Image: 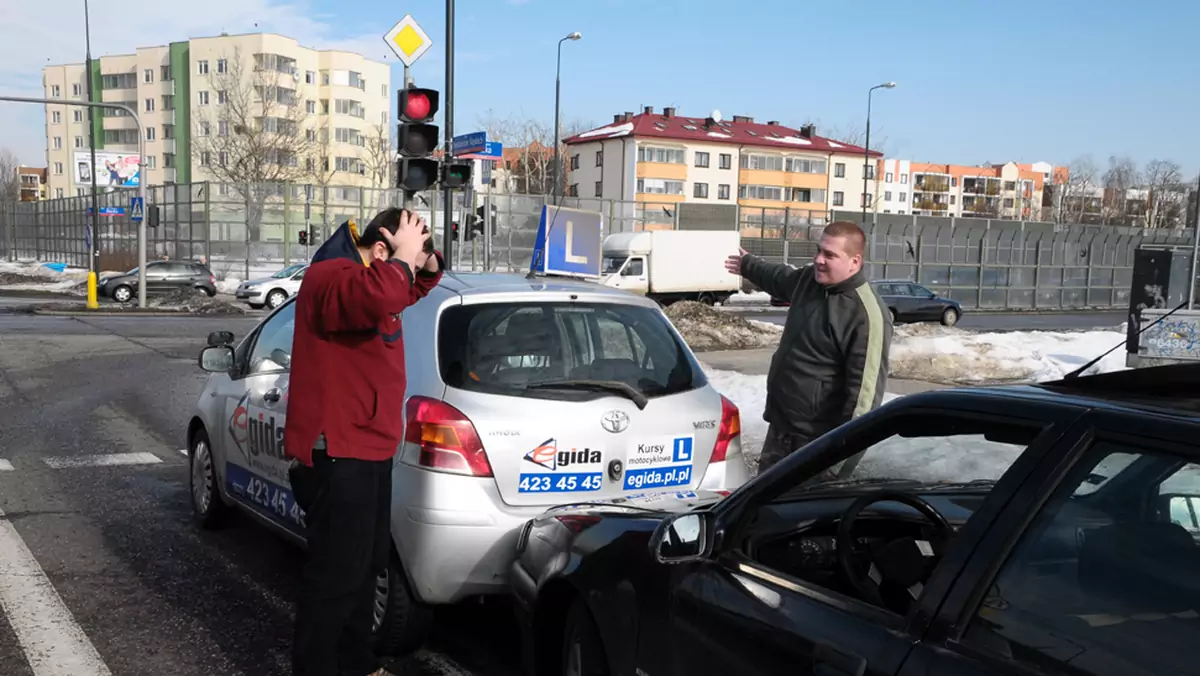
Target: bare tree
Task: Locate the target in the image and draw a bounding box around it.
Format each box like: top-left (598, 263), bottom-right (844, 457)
top-left (798, 119), bottom-right (890, 155)
top-left (1101, 155), bottom-right (1139, 225)
top-left (191, 48), bottom-right (322, 244)
top-left (1142, 159), bottom-right (1185, 228)
top-left (0, 149), bottom-right (19, 205)
top-left (364, 122), bottom-right (393, 189)
top-left (1057, 156), bottom-right (1100, 224)
top-left (476, 111), bottom-right (595, 195)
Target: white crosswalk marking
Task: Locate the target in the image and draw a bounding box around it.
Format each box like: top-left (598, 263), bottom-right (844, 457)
top-left (42, 452), bottom-right (163, 469)
top-left (0, 506), bottom-right (112, 675)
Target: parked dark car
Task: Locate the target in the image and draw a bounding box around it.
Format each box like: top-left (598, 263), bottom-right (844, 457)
top-left (872, 279), bottom-right (962, 326)
top-left (511, 363), bottom-right (1200, 676)
top-left (99, 260), bottom-right (217, 303)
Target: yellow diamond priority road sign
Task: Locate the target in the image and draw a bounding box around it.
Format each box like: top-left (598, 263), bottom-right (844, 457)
top-left (383, 14), bottom-right (433, 67)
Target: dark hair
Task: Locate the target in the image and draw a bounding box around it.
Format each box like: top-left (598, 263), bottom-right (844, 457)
top-left (358, 208), bottom-right (433, 255)
top-left (822, 220), bottom-right (866, 257)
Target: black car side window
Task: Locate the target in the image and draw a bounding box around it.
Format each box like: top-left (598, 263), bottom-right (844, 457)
top-left (960, 439), bottom-right (1200, 676)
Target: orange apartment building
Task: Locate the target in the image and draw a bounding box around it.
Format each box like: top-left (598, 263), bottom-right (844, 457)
top-left (877, 159), bottom-right (1068, 221)
top-left (562, 107), bottom-right (883, 219)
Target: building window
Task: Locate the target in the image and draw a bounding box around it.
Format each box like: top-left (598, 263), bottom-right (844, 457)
top-left (789, 188), bottom-right (826, 203)
top-left (145, 98), bottom-right (154, 112)
top-left (1004, 198), bottom-right (1015, 208)
top-left (50, 85), bottom-right (60, 98)
top-left (567, 184), bottom-right (578, 197)
top-left (143, 68), bottom-right (153, 84)
top-left (77, 188), bottom-right (86, 197)
top-left (862, 164), bottom-right (875, 180)
top-left (885, 171), bottom-right (893, 183)
top-left (900, 173), bottom-right (908, 184)
top-left (570, 154), bottom-right (580, 170)
top-left (741, 154), bottom-right (784, 171)
top-left (103, 129), bottom-right (139, 144)
top-left (884, 191), bottom-right (892, 201)
top-left (72, 83), bottom-right (82, 97)
top-left (160, 65), bottom-right (171, 82)
top-left (950, 195), bottom-right (956, 205)
top-left (785, 157), bottom-right (826, 174)
top-left (694, 151), bottom-right (710, 168)
top-left (146, 127), bottom-right (156, 141)
top-left (217, 90), bottom-right (228, 105)
top-left (51, 111), bottom-right (61, 124)
top-left (833, 191), bottom-right (845, 206)
top-left (74, 110), bottom-right (83, 122)
top-left (834, 163), bottom-right (846, 178)
top-left (594, 181), bottom-right (602, 198)
top-left (163, 125), bottom-right (175, 139)
top-left (717, 184), bottom-right (731, 200)
top-left (101, 73), bottom-right (137, 90)
top-left (1004, 181), bottom-right (1016, 191)
top-left (306, 71), bottom-right (316, 85)
top-left (74, 136), bottom-right (83, 148)
top-left (55, 188), bottom-right (64, 199)
top-left (146, 156), bottom-right (156, 169)
top-left (54, 162), bottom-right (63, 175)
top-left (334, 99), bottom-right (364, 118)
top-left (738, 185), bottom-right (783, 201)
top-left (199, 151), bottom-right (211, 167)
top-left (381, 84), bottom-right (387, 97)
top-left (719, 153), bottom-right (732, 170)
top-left (636, 178), bottom-right (684, 195)
top-left (694, 182), bottom-right (709, 199)
top-left (198, 91), bottom-right (209, 105)
top-left (595, 151), bottom-right (603, 167)
top-left (951, 177), bottom-right (958, 187)
top-left (899, 192), bottom-right (906, 203)
top-left (217, 59), bottom-right (227, 74)
top-left (862, 193), bottom-right (873, 207)
top-left (197, 60), bottom-right (209, 75)
top-left (637, 146), bottom-right (685, 164)
top-left (52, 137), bottom-right (61, 149)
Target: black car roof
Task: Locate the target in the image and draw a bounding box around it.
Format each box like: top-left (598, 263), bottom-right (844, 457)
top-left (901, 362), bottom-right (1200, 420)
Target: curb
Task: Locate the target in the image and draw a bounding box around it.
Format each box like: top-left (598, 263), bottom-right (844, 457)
top-left (723, 303), bottom-right (1125, 316)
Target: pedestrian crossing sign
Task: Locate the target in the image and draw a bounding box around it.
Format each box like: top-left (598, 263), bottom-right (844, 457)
top-left (130, 197), bottom-right (145, 223)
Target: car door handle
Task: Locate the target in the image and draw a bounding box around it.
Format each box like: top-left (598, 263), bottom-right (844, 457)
top-left (813, 642), bottom-right (866, 676)
top-left (263, 388), bottom-right (282, 404)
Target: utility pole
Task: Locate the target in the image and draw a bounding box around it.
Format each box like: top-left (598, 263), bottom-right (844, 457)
top-left (84, 0), bottom-right (101, 308)
top-left (442, 0), bottom-right (455, 268)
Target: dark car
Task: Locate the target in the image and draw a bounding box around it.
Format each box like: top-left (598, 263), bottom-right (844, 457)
top-left (511, 364), bottom-right (1200, 676)
top-left (872, 279), bottom-right (962, 326)
top-left (99, 260), bottom-right (217, 303)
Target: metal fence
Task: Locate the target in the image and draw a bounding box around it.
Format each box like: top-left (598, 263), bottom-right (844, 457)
top-left (3, 181), bottom-right (1196, 311)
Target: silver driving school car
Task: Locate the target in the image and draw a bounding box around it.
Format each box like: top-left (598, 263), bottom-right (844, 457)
top-left (185, 272), bottom-right (749, 654)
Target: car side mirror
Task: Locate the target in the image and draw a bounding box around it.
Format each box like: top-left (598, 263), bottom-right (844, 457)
top-left (650, 512), bottom-right (712, 564)
top-left (269, 348), bottom-right (292, 370)
top-left (199, 345), bottom-right (236, 373)
top-left (207, 330), bottom-right (235, 346)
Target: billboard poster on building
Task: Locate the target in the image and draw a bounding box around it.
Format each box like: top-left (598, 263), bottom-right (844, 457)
top-left (73, 151), bottom-right (140, 188)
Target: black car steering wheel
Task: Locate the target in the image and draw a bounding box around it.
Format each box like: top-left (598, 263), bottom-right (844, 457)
top-left (836, 490), bottom-right (955, 614)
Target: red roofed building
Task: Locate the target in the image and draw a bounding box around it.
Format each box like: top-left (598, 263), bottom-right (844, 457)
top-left (562, 106), bottom-right (884, 215)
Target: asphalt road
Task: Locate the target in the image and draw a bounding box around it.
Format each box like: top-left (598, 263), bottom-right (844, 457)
top-left (735, 307), bottom-right (1126, 331)
top-left (0, 313), bottom-right (519, 676)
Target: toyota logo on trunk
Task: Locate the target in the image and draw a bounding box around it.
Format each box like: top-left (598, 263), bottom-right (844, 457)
top-left (601, 410), bottom-right (629, 434)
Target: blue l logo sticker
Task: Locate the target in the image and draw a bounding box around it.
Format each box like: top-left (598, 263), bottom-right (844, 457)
top-left (672, 436), bottom-right (693, 463)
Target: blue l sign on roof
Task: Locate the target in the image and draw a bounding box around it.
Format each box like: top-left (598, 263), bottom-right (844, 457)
top-left (529, 206), bottom-right (603, 278)
top-left (130, 196), bottom-right (144, 222)
top-left (452, 132), bottom-right (487, 155)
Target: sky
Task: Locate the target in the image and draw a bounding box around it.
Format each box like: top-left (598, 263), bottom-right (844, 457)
top-left (2, 0), bottom-right (1198, 177)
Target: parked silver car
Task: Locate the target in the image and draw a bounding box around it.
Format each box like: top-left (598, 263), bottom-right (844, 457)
top-left (186, 272), bottom-right (749, 655)
top-left (233, 263), bottom-right (308, 309)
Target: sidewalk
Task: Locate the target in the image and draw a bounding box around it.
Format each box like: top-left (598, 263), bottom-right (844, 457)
top-left (697, 347), bottom-right (947, 395)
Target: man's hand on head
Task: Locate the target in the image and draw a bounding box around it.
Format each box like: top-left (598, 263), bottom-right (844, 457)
top-left (381, 210), bottom-right (427, 271)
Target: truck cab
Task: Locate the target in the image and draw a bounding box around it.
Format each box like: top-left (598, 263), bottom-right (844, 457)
top-left (600, 230), bottom-right (741, 306)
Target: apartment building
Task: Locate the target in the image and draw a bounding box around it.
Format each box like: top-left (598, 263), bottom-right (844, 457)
top-left (877, 159), bottom-right (1065, 221)
top-left (16, 166), bottom-right (48, 201)
top-left (42, 33), bottom-right (390, 199)
top-left (563, 107), bottom-right (883, 215)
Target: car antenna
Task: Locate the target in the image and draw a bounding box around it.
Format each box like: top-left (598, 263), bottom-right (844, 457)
top-left (1062, 299), bottom-right (1190, 380)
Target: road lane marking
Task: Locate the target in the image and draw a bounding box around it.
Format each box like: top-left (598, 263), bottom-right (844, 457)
top-left (43, 452), bottom-right (163, 469)
top-left (0, 506), bottom-right (112, 675)
top-left (0, 460), bottom-right (13, 471)
top-left (179, 448), bottom-right (188, 457)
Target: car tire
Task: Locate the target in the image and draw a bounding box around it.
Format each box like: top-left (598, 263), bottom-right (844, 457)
top-left (372, 553), bottom-right (433, 656)
top-left (562, 599), bottom-right (609, 676)
top-left (204, 287), bottom-right (216, 298)
top-left (889, 307), bottom-right (898, 323)
top-left (112, 284), bottom-right (133, 304)
top-left (190, 428), bottom-right (230, 529)
top-left (941, 307), bottom-right (959, 326)
top-left (697, 292), bottom-right (715, 306)
top-left (266, 289), bottom-right (288, 309)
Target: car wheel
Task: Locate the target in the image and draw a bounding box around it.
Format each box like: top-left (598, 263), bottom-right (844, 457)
top-left (562, 599), bottom-right (609, 676)
top-left (112, 285), bottom-right (133, 304)
top-left (372, 553), bottom-right (433, 656)
top-left (696, 292), bottom-right (715, 306)
top-left (889, 307), bottom-right (898, 323)
top-left (190, 428), bottom-right (230, 528)
top-left (204, 287), bottom-right (216, 298)
top-left (941, 307), bottom-right (959, 326)
top-left (266, 289), bottom-right (288, 309)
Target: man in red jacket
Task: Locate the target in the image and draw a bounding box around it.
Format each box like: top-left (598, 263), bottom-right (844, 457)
top-left (285, 207), bottom-right (443, 676)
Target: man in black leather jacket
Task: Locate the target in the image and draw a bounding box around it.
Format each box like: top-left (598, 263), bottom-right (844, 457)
top-left (725, 221), bottom-right (892, 474)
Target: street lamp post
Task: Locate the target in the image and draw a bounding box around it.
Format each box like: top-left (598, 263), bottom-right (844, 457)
top-left (551, 32), bottom-right (582, 199)
top-left (84, 0), bottom-right (102, 308)
top-left (862, 81), bottom-right (896, 224)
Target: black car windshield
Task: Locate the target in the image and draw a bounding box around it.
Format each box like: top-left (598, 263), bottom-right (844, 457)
top-left (438, 301), bottom-right (705, 401)
top-left (272, 264), bottom-right (305, 278)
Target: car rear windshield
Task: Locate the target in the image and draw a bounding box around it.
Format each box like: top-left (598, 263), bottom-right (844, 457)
top-left (438, 301), bottom-right (706, 401)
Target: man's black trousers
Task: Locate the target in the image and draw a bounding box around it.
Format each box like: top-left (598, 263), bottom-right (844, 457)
top-left (292, 448), bottom-right (391, 676)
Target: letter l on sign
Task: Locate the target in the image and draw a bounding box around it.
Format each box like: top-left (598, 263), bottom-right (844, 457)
top-left (565, 220), bottom-right (587, 264)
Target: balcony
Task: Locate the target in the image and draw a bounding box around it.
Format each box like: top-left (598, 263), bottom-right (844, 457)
top-left (913, 178), bottom-right (950, 193)
top-left (962, 180), bottom-right (1001, 196)
top-left (914, 198), bottom-right (949, 211)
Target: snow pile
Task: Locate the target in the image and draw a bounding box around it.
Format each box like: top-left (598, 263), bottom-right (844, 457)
top-left (666, 301), bottom-right (782, 351)
top-left (722, 291), bottom-right (773, 306)
top-left (0, 261), bottom-right (88, 294)
top-left (147, 289), bottom-right (247, 314)
top-left (215, 277), bottom-right (242, 295)
top-left (889, 324), bottom-right (1127, 385)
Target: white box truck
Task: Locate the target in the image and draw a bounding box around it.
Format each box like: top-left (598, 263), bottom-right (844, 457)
top-left (600, 230), bottom-right (741, 305)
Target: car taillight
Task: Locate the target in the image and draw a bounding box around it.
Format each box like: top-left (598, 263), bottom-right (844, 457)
top-left (710, 395), bottom-right (741, 463)
top-left (210, 275), bottom-right (215, 284)
top-left (554, 514), bottom-right (602, 533)
top-left (403, 396), bottom-right (492, 477)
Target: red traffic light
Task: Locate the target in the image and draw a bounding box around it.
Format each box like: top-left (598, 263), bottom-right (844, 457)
top-left (398, 87), bottom-right (439, 123)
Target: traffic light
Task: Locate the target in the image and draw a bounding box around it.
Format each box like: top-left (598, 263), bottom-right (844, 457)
top-left (441, 161), bottom-right (473, 190)
top-left (396, 86), bottom-right (440, 192)
top-left (147, 205), bottom-right (160, 228)
top-left (298, 230), bottom-right (309, 245)
top-left (450, 221), bottom-right (460, 241)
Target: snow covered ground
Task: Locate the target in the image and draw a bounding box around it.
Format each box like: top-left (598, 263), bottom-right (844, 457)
top-left (0, 261), bottom-right (90, 294)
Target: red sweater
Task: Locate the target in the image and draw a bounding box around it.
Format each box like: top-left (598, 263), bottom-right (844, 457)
top-left (283, 221), bottom-right (444, 465)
